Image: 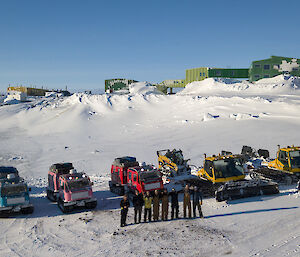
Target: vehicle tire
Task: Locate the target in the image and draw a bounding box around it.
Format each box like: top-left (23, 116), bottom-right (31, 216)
top-left (250, 172), bottom-right (259, 180)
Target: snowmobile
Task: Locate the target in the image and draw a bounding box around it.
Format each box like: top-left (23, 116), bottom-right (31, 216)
top-left (197, 154), bottom-right (279, 201)
top-left (249, 145), bottom-right (300, 185)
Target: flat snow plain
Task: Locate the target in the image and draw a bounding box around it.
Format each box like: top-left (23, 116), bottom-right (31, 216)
top-left (0, 76), bottom-right (300, 257)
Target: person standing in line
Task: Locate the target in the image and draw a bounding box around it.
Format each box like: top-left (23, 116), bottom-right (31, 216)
top-left (161, 188), bottom-right (169, 221)
top-left (297, 179), bottom-right (300, 193)
top-left (120, 195), bottom-right (130, 227)
top-left (133, 189), bottom-right (143, 224)
top-left (143, 191), bottom-right (153, 222)
top-left (152, 189), bottom-right (160, 221)
top-left (192, 186), bottom-right (204, 218)
top-left (170, 188), bottom-right (179, 219)
top-left (183, 184), bottom-right (192, 218)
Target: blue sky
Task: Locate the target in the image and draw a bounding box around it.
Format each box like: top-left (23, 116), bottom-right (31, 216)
top-left (1, 0), bottom-right (300, 92)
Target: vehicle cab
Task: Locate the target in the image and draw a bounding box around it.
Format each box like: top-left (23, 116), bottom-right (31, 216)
top-left (0, 181), bottom-right (34, 215)
top-left (0, 166), bottom-right (22, 183)
top-left (47, 163), bottom-right (74, 201)
top-left (127, 165), bottom-right (163, 194)
top-left (269, 146), bottom-right (300, 174)
top-left (198, 155), bottom-right (245, 183)
top-left (57, 170), bottom-right (97, 213)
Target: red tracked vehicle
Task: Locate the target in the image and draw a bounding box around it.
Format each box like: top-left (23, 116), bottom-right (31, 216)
top-left (109, 156), bottom-right (163, 195)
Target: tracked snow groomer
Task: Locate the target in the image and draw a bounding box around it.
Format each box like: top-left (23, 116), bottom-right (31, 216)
top-left (109, 156), bottom-right (164, 195)
top-left (250, 145), bottom-right (300, 184)
top-left (197, 154), bottom-right (279, 201)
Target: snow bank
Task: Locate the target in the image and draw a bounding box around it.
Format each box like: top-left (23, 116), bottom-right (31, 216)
top-left (128, 82), bottom-right (162, 95)
top-left (3, 98), bottom-right (21, 105)
top-left (179, 75), bottom-right (300, 96)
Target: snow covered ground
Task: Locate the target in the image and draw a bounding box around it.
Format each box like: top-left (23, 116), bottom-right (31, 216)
top-left (0, 77), bottom-right (300, 256)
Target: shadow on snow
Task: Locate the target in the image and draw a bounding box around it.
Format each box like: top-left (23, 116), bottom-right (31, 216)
top-left (205, 206), bottom-right (298, 219)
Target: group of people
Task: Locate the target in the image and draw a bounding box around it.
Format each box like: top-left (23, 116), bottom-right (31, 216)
top-left (120, 185), bottom-right (204, 227)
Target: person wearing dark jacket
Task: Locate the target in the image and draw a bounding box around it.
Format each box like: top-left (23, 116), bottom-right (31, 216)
top-left (191, 186), bottom-right (203, 218)
top-left (170, 188), bottom-right (179, 219)
top-left (120, 195), bottom-right (130, 227)
top-left (152, 189), bottom-right (160, 221)
top-left (183, 184), bottom-right (192, 218)
top-left (161, 188), bottom-right (169, 220)
top-left (132, 190), bottom-right (144, 224)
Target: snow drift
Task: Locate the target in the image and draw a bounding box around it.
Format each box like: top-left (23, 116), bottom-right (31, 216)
top-left (179, 75), bottom-right (300, 96)
top-left (128, 81), bottom-right (163, 95)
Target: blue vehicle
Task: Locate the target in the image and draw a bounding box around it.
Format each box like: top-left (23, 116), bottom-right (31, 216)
top-left (0, 166), bottom-right (34, 216)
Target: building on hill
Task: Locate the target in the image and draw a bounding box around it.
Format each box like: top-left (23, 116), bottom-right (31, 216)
top-left (6, 91), bottom-right (27, 102)
top-left (249, 56), bottom-right (300, 82)
top-left (104, 79), bottom-right (138, 93)
top-left (158, 79), bottom-right (185, 93)
top-left (7, 86), bottom-right (48, 96)
top-left (185, 67), bottom-right (249, 85)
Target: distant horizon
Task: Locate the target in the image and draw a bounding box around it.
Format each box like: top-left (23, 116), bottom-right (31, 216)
top-left (1, 0), bottom-right (300, 92)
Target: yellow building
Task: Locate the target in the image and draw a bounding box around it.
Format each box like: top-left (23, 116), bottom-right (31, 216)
top-left (7, 86), bottom-right (48, 96)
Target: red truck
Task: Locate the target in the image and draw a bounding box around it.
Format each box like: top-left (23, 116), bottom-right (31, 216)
top-left (109, 156), bottom-right (164, 195)
top-left (47, 163), bottom-right (97, 213)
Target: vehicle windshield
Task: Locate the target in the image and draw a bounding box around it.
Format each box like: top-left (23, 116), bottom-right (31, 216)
top-left (213, 159), bottom-right (244, 179)
top-left (289, 150), bottom-right (300, 169)
top-left (1, 184), bottom-right (27, 196)
top-left (67, 178), bottom-right (90, 190)
top-left (0, 173), bottom-right (8, 179)
top-left (140, 171), bottom-right (160, 181)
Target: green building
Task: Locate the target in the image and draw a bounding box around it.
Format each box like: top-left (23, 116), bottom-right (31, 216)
top-left (185, 67), bottom-right (209, 84)
top-left (105, 78), bottom-right (138, 92)
top-left (185, 67), bottom-right (249, 85)
top-left (249, 56), bottom-right (300, 82)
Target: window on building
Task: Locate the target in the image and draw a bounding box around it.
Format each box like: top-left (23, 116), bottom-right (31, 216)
top-left (199, 72), bottom-right (202, 76)
top-left (254, 74), bottom-right (260, 79)
top-left (231, 71), bottom-right (235, 76)
top-left (264, 64), bottom-right (270, 70)
top-left (203, 72), bottom-right (205, 77)
top-left (264, 74), bottom-right (270, 78)
top-left (254, 64), bottom-right (261, 68)
top-left (216, 71), bottom-right (221, 76)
